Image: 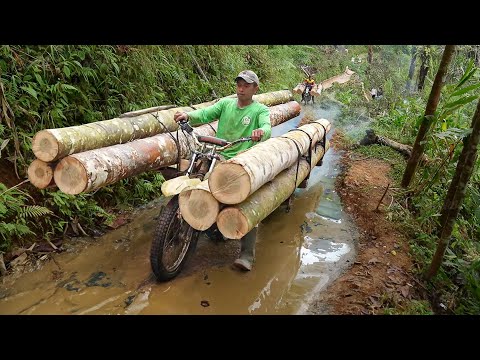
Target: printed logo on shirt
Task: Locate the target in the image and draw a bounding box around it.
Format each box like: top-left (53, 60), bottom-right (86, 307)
top-left (242, 116), bottom-right (251, 126)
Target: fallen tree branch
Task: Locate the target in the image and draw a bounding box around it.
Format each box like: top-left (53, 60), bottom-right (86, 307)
top-left (359, 129), bottom-right (429, 163)
top-left (375, 183), bottom-right (390, 212)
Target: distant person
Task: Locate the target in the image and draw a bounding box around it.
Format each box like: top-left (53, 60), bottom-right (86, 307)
top-left (303, 75), bottom-right (316, 93)
top-left (371, 87), bottom-right (383, 99)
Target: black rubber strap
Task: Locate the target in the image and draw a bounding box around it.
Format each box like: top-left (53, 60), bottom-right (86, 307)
top-left (282, 137), bottom-right (303, 198)
top-left (206, 122), bottom-right (217, 134)
top-left (315, 123), bottom-right (327, 165)
top-left (288, 128), bottom-right (314, 167)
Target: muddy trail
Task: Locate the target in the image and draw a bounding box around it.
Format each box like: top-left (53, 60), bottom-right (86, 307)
top-left (0, 98), bottom-right (377, 315)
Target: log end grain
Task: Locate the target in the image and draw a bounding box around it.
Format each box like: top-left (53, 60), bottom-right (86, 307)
top-left (179, 189), bottom-right (219, 231)
top-left (32, 130), bottom-right (60, 162)
top-left (54, 157), bottom-right (88, 195)
top-left (27, 159), bottom-right (54, 189)
top-left (216, 207), bottom-right (248, 240)
top-left (208, 162), bottom-right (251, 205)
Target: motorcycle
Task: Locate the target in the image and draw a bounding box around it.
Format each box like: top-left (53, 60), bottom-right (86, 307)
top-left (150, 120), bottom-right (252, 282)
top-left (301, 85), bottom-right (314, 105)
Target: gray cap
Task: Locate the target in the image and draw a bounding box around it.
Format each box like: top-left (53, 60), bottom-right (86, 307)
top-left (235, 70), bottom-right (259, 86)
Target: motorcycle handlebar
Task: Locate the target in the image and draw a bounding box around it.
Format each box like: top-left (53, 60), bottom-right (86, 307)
top-left (178, 120), bottom-right (252, 151)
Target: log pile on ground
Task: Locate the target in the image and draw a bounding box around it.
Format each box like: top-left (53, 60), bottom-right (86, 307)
top-left (28, 90), bottom-right (295, 191)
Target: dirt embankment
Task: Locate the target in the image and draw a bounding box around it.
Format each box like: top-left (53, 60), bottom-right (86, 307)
top-left (308, 133), bottom-right (427, 314)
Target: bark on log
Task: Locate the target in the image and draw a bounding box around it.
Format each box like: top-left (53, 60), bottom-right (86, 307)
top-left (217, 140), bottom-right (330, 239)
top-left (54, 122), bottom-right (219, 195)
top-left (27, 159), bottom-right (56, 189)
top-left (178, 180), bottom-right (220, 231)
top-left (269, 101), bottom-right (301, 126)
top-left (208, 119), bottom-right (331, 204)
top-left (32, 104), bottom-right (211, 163)
top-left (252, 90), bottom-right (294, 106)
top-left (53, 101), bottom-right (300, 195)
top-left (359, 129), bottom-right (429, 163)
top-left (32, 90), bottom-right (294, 162)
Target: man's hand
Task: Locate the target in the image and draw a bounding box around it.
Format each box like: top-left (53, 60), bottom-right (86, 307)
top-left (173, 111), bottom-right (189, 123)
top-left (251, 128), bottom-right (264, 142)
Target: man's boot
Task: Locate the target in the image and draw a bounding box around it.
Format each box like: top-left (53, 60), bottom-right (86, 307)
top-left (233, 227), bottom-right (257, 271)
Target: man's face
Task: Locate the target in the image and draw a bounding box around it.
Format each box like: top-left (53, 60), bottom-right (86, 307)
top-left (236, 79), bottom-right (258, 100)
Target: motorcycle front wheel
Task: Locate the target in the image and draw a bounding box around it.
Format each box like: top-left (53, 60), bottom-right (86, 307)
top-left (150, 195), bottom-right (199, 281)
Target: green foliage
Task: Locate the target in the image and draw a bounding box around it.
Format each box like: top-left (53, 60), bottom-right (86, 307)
top-left (368, 47), bottom-right (480, 314)
top-left (383, 300), bottom-right (434, 315)
top-left (0, 182), bottom-right (52, 250)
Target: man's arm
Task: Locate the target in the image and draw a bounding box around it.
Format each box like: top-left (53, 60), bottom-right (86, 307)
top-left (256, 106), bottom-right (271, 141)
top-left (187, 99), bottom-right (225, 126)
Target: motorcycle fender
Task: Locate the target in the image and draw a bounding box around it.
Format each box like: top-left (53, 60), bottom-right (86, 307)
top-left (161, 175), bottom-right (202, 197)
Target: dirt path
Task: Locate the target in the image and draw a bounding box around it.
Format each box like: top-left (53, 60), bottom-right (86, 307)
top-left (306, 133), bottom-right (425, 314)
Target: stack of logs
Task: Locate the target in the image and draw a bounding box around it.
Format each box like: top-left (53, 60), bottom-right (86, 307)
top-left (28, 90), bottom-right (301, 194)
top-left (178, 118), bottom-right (331, 240)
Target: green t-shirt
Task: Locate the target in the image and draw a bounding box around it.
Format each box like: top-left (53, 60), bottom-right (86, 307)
top-left (187, 97), bottom-right (271, 160)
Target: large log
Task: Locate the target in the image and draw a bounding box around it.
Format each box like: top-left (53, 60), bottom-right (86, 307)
top-left (53, 101), bottom-right (300, 195)
top-left (32, 90), bottom-right (294, 162)
top-left (178, 180), bottom-right (219, 231)
top-left (54, 122), bottom-right (219, 195)
top-left (252, 90), bottom-right (294, 107)
top-left (217, 140), bottom-right (330, 239)
top-left (269, 101), bottom-right (301, 126)
top-left (292, 84), bottom-right (305, 95)
top-left (208, 119), bottom-right (331, 204)
top-left (27, 159), bottom-right (56, 189)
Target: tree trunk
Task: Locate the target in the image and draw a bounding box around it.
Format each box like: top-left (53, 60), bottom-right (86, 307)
top-left (401, 45), bottom-right (456, 188)
top-left (425, 99), bottom-right (480, 279)
top-left (179, 180), bottom-right (220, 231)
top-left (217, 140), bottom-right (330, 239)
top-left (417, 46), bottom-right (430, 91)
top-left (54, 122), bottom-right (218, 195)
top-left (367, 45), bottom-right (373, 64)
top-left (32, 90), bottom-right (294, 162)
top-left (53, 101), bottom-right (300, 195)
top-left (360, 129), bottom-right (429, 163)
top-left (406, 46), bottom-right (417, 92)
top-left (27, 159), bottom-right (56, 189)
top-left (209, 119), bottom-right (331, 204)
